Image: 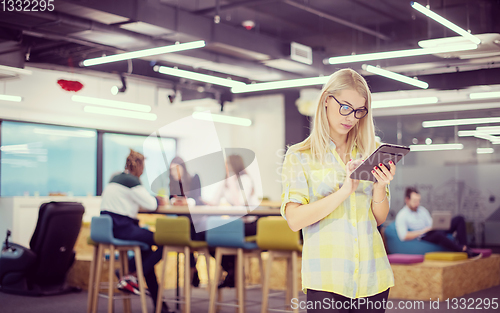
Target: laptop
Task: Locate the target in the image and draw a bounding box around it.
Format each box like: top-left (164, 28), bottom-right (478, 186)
top-left (431, 211), bottom-right (452, 230)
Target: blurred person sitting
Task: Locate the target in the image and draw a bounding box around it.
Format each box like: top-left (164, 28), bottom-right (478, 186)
top-left (100, 149), bottom-right (173, 313)
top-left (210, 154), bottom-right (259, 288)
top-left (169, 156), bottom-right (205, 287)
top-left (395, 187), bottom-right (481, 259)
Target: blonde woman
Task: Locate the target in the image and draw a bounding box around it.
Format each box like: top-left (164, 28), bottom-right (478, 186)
top-left (281, 69), bottom-right (395, 312)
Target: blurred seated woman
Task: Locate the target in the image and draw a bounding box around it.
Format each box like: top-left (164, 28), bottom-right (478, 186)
top-left (210, 154), bottom-right (259, 288)
top-left (169, 156), bottom-right (205, 287)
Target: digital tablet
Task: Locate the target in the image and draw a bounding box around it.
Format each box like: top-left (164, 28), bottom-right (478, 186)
top-left (349, 143), bottom-right (410, 182)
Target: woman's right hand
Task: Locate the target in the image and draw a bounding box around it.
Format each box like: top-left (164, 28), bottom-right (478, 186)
top-left (342, 159), bottom-right (362, 194)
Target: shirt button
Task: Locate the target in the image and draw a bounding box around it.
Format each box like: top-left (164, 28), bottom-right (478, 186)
top-left (355, 238), bottom-right (358, 242)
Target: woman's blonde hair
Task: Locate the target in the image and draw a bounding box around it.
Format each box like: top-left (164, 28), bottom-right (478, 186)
top-left (125, 149), bottom-right (145, 175)
top-left (295, 68), bottom-right (376, 161)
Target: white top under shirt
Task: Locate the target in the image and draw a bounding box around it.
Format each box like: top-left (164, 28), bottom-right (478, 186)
top-left (100, 172), bottom-right (157, 219)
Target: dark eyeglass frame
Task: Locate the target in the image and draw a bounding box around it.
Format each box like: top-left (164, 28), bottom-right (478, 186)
top-left (329, 95), bottom-right (368, 119)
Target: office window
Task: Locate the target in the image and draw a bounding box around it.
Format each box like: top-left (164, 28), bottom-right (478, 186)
top-left (0, 121), bottom-right (97, 196)
top-left (102, 133), bottom-right (176, 195)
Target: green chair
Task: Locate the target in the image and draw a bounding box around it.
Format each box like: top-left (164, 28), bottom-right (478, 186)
top-left (256, 217), bottom-right (302, 313)
top-left (154, 216), bottom-right (211, 313)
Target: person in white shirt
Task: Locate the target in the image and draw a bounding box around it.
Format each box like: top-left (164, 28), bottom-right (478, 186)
top-left (100, 149), bottom-right (173, 313)
top-left (395, 187), bottom-right (480, 259)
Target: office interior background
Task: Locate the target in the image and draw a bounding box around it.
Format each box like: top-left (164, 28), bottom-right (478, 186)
top-left (1, 0), bottom-right (500, 247)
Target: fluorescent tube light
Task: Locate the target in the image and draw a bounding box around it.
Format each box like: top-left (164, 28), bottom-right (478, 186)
top-left (82, 40), bottom-right (206, 66)
top-left (418, 36), bottom-right (470, 48)
top-left (409, 143), bottom-right (463, 151)
top-left (72, 95), bottom-right (151, 112)
top-left (469, 91), bottom-right (500, 100)
top-left (477, 148), bottom-right (494, 154)
top-left (411, 2), bottom-right (481, 45)
top-left (0, 144), bottom-right (29, 152)
top-left (423, 117), bottom-right (500, 128)
top-left (325, 44), bottom-right (477, 65)
top-left (457, 130), bottom-right (476, 137)
top-left (84, 106), bottom-right (157, 121)
top-left (362, 64), bottom-right (429, 89)
top-left (231, 76), bottom-right (329, 93)
top-left (475, 126), bottom-right (500, 134)
top-left (192, 112), bottom-right (252, 127)
top-left (155, 66), bottom-right (245, 88)
top-left (33, 128), bottom-right (96, 138)
top-left (0, 94), bottom-right (22, 102)
top-left (372, 97), bottom-right (438, 109)
top-left (474, 132), bottom-right (500, 143)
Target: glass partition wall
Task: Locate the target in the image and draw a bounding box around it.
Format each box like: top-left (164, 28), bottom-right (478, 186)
top-left (374, 107), bottom-right (500, 246)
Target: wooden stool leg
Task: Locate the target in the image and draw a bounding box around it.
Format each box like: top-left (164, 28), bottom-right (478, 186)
top-left (291, 251), bottom-right (299, 313)
top-left (184, 246), bottom-right (191, 313)
top-left (86, 244), bottom-right (98, 313)
top-left (203, 248), bottom-right (211, 295)
top-left (285, 255), bottom-right (292, 309)
top-left (120, 250), bottom-right (131, 313)
top-left (108, 245), bottom-right (115, 313)
top-left (236, 248), bottom-right (245, 313)
top-left (91, 244), bottom-right (104, 313)
top-left (156, 247), bottom-right (169, 313)
top-left (134, 247), bottom-right (149, 313)
top-left (209, 248), bottom-right (223, 313)
top-left (260, 251), bottom-right (274, 313)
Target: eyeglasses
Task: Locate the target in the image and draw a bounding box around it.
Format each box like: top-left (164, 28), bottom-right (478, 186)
top-left (329, 95), bottom-right (368, 119)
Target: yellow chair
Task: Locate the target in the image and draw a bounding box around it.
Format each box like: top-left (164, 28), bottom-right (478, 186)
top-left (256, 217), bottom-right (302, 313)
top-left (154, 216), bottom-right (211, 313)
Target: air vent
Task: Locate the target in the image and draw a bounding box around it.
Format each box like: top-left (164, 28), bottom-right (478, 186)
top-left (291, 42), bottom-right (313, 65)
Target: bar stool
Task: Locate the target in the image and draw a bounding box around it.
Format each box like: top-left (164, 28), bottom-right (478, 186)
top-left (89, 215), bottom-right (150, 313)
top-left (256, 216), bottom-right (302, 313)
top-left (154, 216), bottom-right (211, 313)
top-left (206, 216), bottom-right (262, 313)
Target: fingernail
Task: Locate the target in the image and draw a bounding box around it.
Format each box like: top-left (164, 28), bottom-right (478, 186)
top-left (379, 163), bottom-right (382, 166)
top-left (349, 159), bottom-right (352, 161)
top-left (389, 161), bottom-right (393, 164)
top-left (372, 170), bottom-right (375, 173)
top-left (374, 166), bottom-right (378, 170)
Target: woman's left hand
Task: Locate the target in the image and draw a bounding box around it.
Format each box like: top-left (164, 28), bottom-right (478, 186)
top-left (372, 161), bottom-right (396, 188)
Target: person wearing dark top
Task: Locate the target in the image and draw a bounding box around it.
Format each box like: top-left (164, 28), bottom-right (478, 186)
top-left (100, 149), bottom-right (173, 313)
top-left (168, 156), bottom-right (205, 287)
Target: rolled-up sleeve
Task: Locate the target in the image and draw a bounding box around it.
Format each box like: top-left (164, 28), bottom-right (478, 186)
top-left (395, 210), bottom-right (408, 241)
top-left (280, 151), bottom-right (309, 220)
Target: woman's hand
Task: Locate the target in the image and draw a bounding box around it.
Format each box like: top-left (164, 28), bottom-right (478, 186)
top-left (172, 195), bottom-right (188, 206)
top-left (342, 159), bottom-right (362, 194)
top-left (372, 161), bottom-right (396, 189)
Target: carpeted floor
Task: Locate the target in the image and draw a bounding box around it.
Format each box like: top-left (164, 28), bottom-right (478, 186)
top-left (1, 284), bottom-right (500, 313)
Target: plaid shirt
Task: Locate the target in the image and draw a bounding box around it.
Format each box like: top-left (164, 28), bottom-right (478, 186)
top-left (280, 141), bottom-right (394, 298)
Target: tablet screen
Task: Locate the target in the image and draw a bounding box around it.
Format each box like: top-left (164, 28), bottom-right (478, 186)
top-left (349, 143), bottom-right (410, 182)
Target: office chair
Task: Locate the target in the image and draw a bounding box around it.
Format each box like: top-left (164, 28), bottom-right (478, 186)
top-left (0, 201), bottom-right (85, 296)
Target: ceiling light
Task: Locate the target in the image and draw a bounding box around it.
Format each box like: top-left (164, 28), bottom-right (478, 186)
top-left (475, 126), bottom-right (500, 134)
top-left (192, 112), bottom-right (252, 127)
top-left (411, 2), bottom-right (481, 45)
top-left (469, 91), bottom-right (500, 100)
top-left (409, 143), bottom-right (463, 151)
top-left (477, 148), bottom-right (494, 154)
top-left (33, 128), bottom-right (96, 138)
top-left (82, 40), bottom-right (206, 66)
top-left (362, 64), bottom-right (429, 89)
top-left (72, 95), bottom-right (151, 112)
top-left (422, 117), bottom-right (500, 128)
top-left (457, 130), bottom-right (476, 137)
top-left (231, 76), bottom-right (329, 93)
top-left (371, 97), bottom-right (438, 109)
top-left (325, 44), bottom-right (477, 65)
top-left (474, 132), bottom-right (500, 143)
top-left (154, 66), bottom-right (245, 88)
top-left (0, 94), bottom-right (22, 102)
top-left (418, 36), bottom-right (471, 48)
top-left (84, 106), bottom-right (157, 121)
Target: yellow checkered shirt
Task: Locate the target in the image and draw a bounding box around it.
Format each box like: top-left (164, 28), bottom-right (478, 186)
top-left (280, 141), bottom-right (394, 298)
